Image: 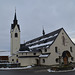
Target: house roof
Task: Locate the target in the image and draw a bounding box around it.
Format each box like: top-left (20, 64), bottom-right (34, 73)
top-left (0, 51), bottom-right (10, 56)
top-left (25, 28), bottom-right (63, 50)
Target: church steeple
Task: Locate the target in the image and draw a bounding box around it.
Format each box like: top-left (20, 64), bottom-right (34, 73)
top-left (13, 10), bottom-right (18, 25)
top-left (11, 10), bottom-right (20, 55)
top-left (42, 26), bottom-right (45, 36)
top-left (11, 10), bottom-right (20, 31)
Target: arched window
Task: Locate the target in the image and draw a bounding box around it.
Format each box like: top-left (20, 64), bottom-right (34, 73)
top-left (56, 58), bottom-right (59, 63)
top-left (15, 33), bottom-right (18, 37)
top-left (70, 47), bottom-right (73, 52)
top-left (55, 47), bottom-right (58, 53)
top-left (45, 48), bottom-right (47, 52)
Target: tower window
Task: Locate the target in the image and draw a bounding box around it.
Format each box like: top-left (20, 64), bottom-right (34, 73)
top-left (15, 33), bottom-right (18, 37)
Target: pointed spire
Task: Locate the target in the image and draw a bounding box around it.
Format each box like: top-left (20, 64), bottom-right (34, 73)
top-left (14, 9), bottom-right (17, 20)
top-left (42, 26), bottom-right (45, 36)
top-left (13, 8), bottom-right (18, 24)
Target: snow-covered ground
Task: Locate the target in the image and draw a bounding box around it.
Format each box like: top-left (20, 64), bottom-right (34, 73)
top-left (0, 66), bottom-right (75, 72)
top-left (47, 68), bottom-right (75, 72)
top-left (0, 66), bottom-right (32, 70)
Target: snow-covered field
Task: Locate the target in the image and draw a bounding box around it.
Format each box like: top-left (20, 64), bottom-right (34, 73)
top-left (0, 66), bottom-right (32, 70)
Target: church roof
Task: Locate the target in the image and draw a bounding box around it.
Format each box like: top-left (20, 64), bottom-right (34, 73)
top-left (11, 24), bottom-right (20, 31)
top-left (19, 44), bottom-right (30, 51)
top-left (25, 28), bottom-right (63, 50)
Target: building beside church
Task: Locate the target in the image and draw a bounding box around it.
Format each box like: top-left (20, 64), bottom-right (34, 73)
top-left (9, 12), bottom-right (75, 66)
top-left (0, 51), bottom-right (10, 63)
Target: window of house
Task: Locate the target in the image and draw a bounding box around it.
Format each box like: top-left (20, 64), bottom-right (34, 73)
top-left (71, 57), bottom-right (74, 61)
top-left (15, 33), bottom-right (18, 37)
top-left (12, 59), bottom-right (14, 61)
top-left (45, 48), bottom-right (47, 52)
top-left (55, 47), bottom-right (58, 53)
top-left (22, 53), bottom-right (23, 55)
top-left (56, 58), bottom-right (59, 63)
top-left (34, 53), bottom-right (36, 55)
top-left (16, 55), bottom-right (18, 57)
top-left (42, 59), bottom-right (45, 63)
top-left (70, 47), bottom-right (73, 52)
top-left (26, 53), bottom-right (27, 55)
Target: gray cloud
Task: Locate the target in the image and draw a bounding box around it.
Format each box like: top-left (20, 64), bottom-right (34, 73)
top-left (0, 0), bottom-right (75, 51)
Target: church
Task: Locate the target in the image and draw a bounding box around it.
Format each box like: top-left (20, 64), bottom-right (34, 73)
top-left (9, 11), bottom-right (75, 67)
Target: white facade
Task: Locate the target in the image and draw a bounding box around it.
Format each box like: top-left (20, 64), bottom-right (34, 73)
top-left (11, 25), bottom-right (20, 55)
top-left (40, 29), bottom-right (75, 65)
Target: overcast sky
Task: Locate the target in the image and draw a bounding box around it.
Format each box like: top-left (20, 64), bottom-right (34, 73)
top-left (0, 0), bottom-right (75, 51)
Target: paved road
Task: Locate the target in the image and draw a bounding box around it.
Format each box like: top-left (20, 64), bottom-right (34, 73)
top-left (0, 70), bottom-right (75, 75)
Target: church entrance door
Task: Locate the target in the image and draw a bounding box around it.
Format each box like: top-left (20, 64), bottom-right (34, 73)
top-left (62, 51), bottom-right (71, 65)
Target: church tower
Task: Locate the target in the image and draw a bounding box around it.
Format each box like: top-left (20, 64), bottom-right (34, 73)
top-left (10, 11), bottom-right (20, 55)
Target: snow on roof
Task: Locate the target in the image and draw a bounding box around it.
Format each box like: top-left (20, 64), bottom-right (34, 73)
top-left (25, 28), bottom-right (63, 50)
top-left (0, 51), bottom-right (10, 56)
top-left (18, 51), bottom-right (29, 53)
top-left (39, 54), bottom-right (49, 58)
top-left (29, 40), bottom-right (53, 49)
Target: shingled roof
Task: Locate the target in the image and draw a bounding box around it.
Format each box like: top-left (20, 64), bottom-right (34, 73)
top-left (25, 28), bottom-right (63, 50)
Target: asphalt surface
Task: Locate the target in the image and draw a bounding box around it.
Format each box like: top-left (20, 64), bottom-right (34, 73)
top-left (0, 70), bottom-right (75, 75)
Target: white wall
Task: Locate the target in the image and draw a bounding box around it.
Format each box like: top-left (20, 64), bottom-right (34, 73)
top-left (11, 25), bottom-right (20, 55)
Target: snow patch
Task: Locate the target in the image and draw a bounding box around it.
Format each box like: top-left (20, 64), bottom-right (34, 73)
top-left (29, 41), bottom-right (53, 49)
top-left (73, 68), bottom-right (75, 71)
top-left (39, 54), bottom-right (49, 57)
top-left (47, 68), bottom-right (75, 72)
top-left (47, 69), bottom-right (55, 72)
top-left (19, 51), bottom-right (29, 53)
top-left (0, 66), bottom-right (32, 70)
